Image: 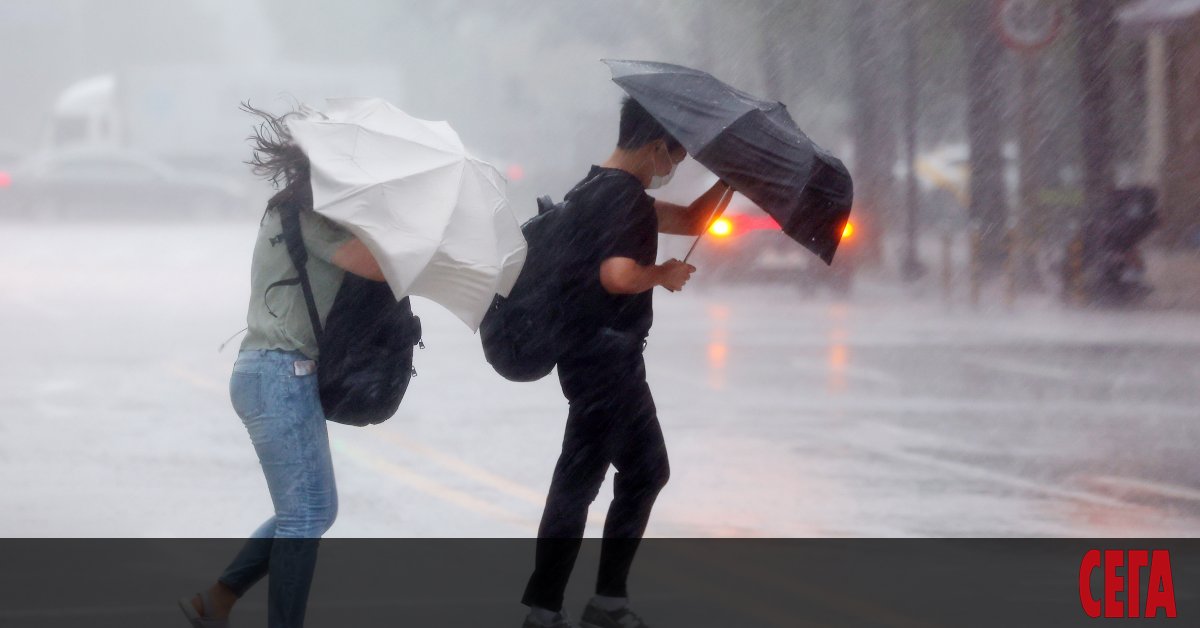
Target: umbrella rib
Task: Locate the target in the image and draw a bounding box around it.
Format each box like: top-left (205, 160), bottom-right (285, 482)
top-left (319, 119), bottom-right (465, 157)
top-left (467, 158), bottom-right (507, 198)
top-left (291, 99), bottom-right (526, 330)
top-left (341, 126), bottom-right (376, 182)
top-left (315, 160), bottom-right (465, 208)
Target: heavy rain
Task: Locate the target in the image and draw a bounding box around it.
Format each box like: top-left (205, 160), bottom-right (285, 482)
top-left (1, 0), bottom-right (1198, 551)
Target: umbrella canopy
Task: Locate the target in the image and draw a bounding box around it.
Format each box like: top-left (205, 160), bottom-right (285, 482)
top-left (604, 59), bottom-right (854, 264)
top-left (288, 98), bottom-right (527, 330)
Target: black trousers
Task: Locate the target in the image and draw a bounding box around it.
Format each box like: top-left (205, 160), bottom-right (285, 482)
top-left (522, 339), bottom-right (671, 611)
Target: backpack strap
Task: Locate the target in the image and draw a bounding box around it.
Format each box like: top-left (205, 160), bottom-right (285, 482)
top-left (564, 169), bottom-right (624, 201)
top-left (549, 169), bottom-right (627, 215)
top-left (263, 196), bottom-right (324, 341)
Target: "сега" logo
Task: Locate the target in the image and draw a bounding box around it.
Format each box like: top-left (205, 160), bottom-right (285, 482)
top-left (1079, 550), bottom-right (1177, 618)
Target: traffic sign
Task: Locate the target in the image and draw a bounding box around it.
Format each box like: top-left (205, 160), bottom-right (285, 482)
top-left (994, 0), bottom-right (1063, 52)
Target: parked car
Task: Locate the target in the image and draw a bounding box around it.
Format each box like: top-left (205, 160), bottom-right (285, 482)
top-left (690, 201), bottom-right (859, 295)
top-left (0, 143), bottom-right (23, 168)
top-left (1, 147), bottom-right (246, 220)
top-left (0, 142), bottom-right (25, 191)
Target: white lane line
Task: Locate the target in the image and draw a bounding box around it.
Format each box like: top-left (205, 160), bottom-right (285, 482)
top-left (1083, 475), bottom-right (1200, 505)
top-left (958, 354), bottom-right (1162, 389)
top-left (850, 438), bottom-right (1134, 510)
top-left (958, 354), bottom-right (1079, 382)
top-left (652, 365), bottom-right (1197, 419)
top-left (854, 421), bottom-right (1197, 517)
top-left (862, 421), bottom-right (1006, 455)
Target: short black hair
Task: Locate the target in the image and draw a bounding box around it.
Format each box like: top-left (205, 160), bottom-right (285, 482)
top-left (617, 96), bottom-right (683, 152)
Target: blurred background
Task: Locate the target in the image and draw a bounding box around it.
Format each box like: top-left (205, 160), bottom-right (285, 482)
top-left (1, 0), bottom-right (1197, 304)
top-left (1, 0), bottom-right (1199, 538)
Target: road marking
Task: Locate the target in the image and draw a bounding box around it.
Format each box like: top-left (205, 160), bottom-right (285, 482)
top-left (850, 437), bottom-right (1133, 510)
top-left (162, 361), bottom-right (539, 530)
top-left (1083, 475), bottom-right (1200, 505)
top-left (331, 438), bottom-right (535, 531)
top-left (369, 430), bottom-right (622, 530)
top-left (863, 421), bottom-right (1007, 455)
top-left (374, 430), bottom-right (546, 507)
top-left (166, 360), bottom-right (628, 533)
top-left (957, 354), bottom-right (1079, 382)
top-left (651, 367), bottom-right (1198, 420)
top-left (341, 434), bottom-right (830, 623)
top-left (162, 361), bottom-right (621, 532)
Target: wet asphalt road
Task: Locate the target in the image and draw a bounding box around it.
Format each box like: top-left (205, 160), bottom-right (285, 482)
top-left (1, 221), bottom-right (1198, 538)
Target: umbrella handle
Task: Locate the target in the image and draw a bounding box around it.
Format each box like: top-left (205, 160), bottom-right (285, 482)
top-left (683, 184), bottom-right (735, 264)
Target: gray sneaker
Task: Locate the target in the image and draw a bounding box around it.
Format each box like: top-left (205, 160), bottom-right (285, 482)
top-left (580, 602), bottom-right (650, 628)
top-left (523, 610), bottom-right (578, 628)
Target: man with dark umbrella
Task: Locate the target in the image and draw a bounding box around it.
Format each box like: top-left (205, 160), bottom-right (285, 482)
top-left (521, 97), bottom-right (730, 628)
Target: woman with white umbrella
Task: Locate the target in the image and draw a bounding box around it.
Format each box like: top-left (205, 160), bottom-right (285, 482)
top-left (178, 104), bottom-right (386, 628)
top-left (180, 98), bottom-right (527, 628)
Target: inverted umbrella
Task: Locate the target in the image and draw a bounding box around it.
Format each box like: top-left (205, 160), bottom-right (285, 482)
top-left (287, 98), bottom-right (527, 330)
top-left (604, 59), bottom-right (854, 264)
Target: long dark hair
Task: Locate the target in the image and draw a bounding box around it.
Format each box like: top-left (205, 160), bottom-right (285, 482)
top-left (241, 101), bottom-right (312, 213)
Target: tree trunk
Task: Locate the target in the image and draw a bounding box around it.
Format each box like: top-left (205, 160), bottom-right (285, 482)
top-left (1073, 0), bottom-right (1118, 222)
top-left (901, 0), bottom-right (925, 280)
top-left (1162, 24), bottom-right (1200, 249)
top-left (848, 0), bottom-right (897, 267)
top-left (963, 0), bottom-right (1008, 274)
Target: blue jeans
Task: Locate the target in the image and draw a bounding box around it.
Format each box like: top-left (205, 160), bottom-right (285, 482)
top-left (217, 349), bottom-right (338, 628)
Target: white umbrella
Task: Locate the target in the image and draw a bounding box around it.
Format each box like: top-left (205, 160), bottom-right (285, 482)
top-left (287, 98), bottom-right (527, 330)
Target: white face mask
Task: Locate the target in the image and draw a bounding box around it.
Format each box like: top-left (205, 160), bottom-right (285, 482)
top-left (647, 146), bottom-right (679, 190)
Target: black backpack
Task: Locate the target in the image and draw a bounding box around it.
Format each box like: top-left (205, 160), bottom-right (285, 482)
top-left (479, 171), bottom-right (618, 382)
top-left (267, 195), bottom-right (423, 427)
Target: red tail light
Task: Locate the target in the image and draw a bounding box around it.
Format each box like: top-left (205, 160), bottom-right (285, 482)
top-left (708, 214), bottom-right (780, 238)
top-left (708, 217), bottom-right (734, 237)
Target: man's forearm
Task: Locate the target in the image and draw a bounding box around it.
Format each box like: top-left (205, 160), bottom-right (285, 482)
top-left (600, 258), bottom-right (667, 294)
top-left (616, 263), bottom-right (667, 294)
top-left (686, 181), bottom-right (731, 226)
top-left (655, 182), bottom-right (731, 235)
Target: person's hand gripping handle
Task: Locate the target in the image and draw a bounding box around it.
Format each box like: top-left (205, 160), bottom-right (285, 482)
top-left (659, 258), bottom-right (696, 292)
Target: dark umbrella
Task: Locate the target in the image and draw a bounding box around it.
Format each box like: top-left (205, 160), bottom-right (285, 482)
top-left (604, 59), bottom-right (854, 264)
